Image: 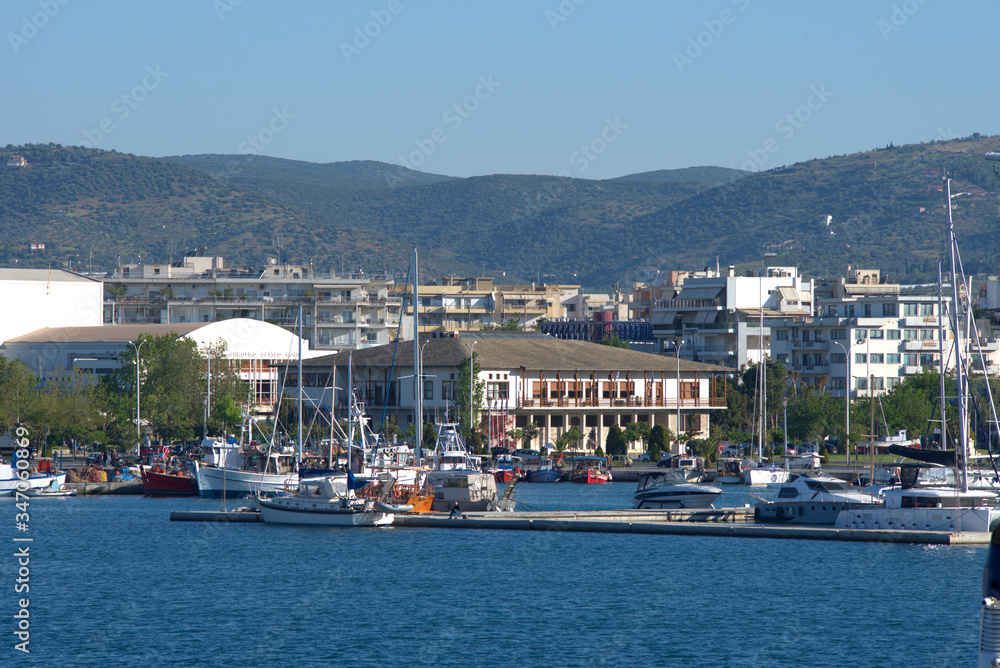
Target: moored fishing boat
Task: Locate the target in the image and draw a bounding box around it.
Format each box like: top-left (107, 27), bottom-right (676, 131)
top-left (139, 464), bottom-right (198, 496)
top-left (569, 456), bottom-right (612, 484)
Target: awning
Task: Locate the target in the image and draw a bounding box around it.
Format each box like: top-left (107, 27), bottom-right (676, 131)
top-left (675, 286), bottom-right (723, 301)
top-left (777, 286), bottom-right (799, 302)
top-left (693, 311), bottom-right (715, 324)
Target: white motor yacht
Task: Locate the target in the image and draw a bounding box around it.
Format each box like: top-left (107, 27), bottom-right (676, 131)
top-left (633, 471), bottom-right (722, 509)
top-left (755, 473), bottom-right (880, 524)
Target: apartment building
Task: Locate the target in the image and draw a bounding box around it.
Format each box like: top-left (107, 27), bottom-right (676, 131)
top-left (769, 269), bottom-right (958, 397)
top-left (647, 265), bottom-right (814, 370)
top-left (101, 253), bottom-right (396, 350)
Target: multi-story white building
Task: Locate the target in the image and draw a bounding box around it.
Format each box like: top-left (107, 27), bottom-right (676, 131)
top-left (101, 253), bottom-right (396, 351)
top-left (0, 268), bottom-right (103, 345)
top-left (647, 265), bottom-right (814, 370)
top-left (770, 269), bottom-right (957, 397)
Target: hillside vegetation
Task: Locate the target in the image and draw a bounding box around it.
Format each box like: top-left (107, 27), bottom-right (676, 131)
top-left (2, 135), bottom-right (999, 287)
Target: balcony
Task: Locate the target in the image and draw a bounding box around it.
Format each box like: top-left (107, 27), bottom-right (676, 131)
top-left (658, 298), bottom-right (724, 310)
top-left (791, 340), bottom-right (829, 350)
top-left (902, 340), bottom-right (937, 351)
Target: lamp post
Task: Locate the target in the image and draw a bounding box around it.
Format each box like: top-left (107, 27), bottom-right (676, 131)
top-left (127, 338), bottom-right (146, 457)
top-left (782, 397), bottom-right (788, 454)
top-left (834, 340), bottom-right (850, 465)
top-left (674, 338), bottom-right (685, 455)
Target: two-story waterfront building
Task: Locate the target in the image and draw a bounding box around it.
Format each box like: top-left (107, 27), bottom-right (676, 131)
top-left (289, 333), bottom-right (728, 456)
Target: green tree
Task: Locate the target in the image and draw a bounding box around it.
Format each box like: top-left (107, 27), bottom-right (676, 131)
top-left (605, 425), bottom-right (627, 456)
top-left (556, 427), bottom-right (583, 454)
top-left (521, 422), bottom-right (539, 448)
top-left (453, 350), bottom-right (485, 441)
top-left (0, 357), bottom-right (40, 428)
top-left (623, 421), bottom-right (650, 452)
top-left (600, 333), bottom-right (631, 349)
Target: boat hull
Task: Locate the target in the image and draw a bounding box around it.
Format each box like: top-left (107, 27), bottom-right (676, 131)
top-left (257, 497), bottom-right (392, 526)
top-left (524, 468), bottom-right (561, 483)
top-left (0, 471), bottom-right (67, 496)
top-left (756, 501), bottom-right (868, 525)
top-left (835, 506), bottom-right (1000, 532)
top-left (633, 485), bottom-right (722, 509)
top-left (195, 464), bottom-right (297, 498)
top-left (744, 468), bottom-right (789, 486)
top-left (570, 469), bottom-right (611, 484)
top-left (140, 466), bottom-right (198, 496)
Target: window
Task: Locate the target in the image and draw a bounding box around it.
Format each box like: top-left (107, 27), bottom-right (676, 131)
top-left (903, 303), bottom-right (919, 316)
top-left (882, 303), bottom-right (898, 317)
top-left (920, 329), bottom-right (935, 340)
top-left (864, 303), bottom-right (872, 317)
top-left (886, 377), bottom-right (901, 388)
top-left (424, 380), bottom-right (433, 401)
top-left (855, 329), bottom-right (867, 340)
top-left (776, 354), bottom-right (788, 363)
top-left (903, 329), bottom-right (918, 340)
top-left (855, 353), bottom-right (867, 363)
top-left (442, 381), bottom-right (455, 401)
top-left (830, 377), bottom-right (846, 390)
top-left (869, 329), bottom-right (884, 340)
top-left (831, 352), bottom-right (846, 364)
top-left (486, 381), bottom-right (509, 400)
top-left (872, 377), bottom-right (885, 390)
top-left (854, 377), bottom-right (868, 390)
top-left (903, 353), bottom-right (917, 366)
top-left (831, 329), bottom-right (846, 340)
top-left (919, 354), bottom-right (936, 367)
top-left (887, 330), bottom-right (901, 340)
top-left (828, 305), bottom-right (839, 316)
top-left (869, 353), bottom-right (884, 364)
top-left (776, 330), bottom-right (788, 340)
top-left (887, 353), bottom-right (901, 364)
top-left (847, 305), bottom-right (856, 317)
top-left (920, 304), bottom-right (934, 316)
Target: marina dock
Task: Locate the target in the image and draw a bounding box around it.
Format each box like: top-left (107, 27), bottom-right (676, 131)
top-left (167, 506), bottom-right (991, 544)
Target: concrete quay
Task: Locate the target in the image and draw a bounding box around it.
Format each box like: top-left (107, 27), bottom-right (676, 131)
top-left (64, 481), bottom-right (144, 495)
top-left (393, 509), bottom-right (991, 545)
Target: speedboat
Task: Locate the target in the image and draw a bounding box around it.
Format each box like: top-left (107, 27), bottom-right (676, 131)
top-left (633, 471), bottom-right (722, 509)
top-left (754, 473), bottom-right (880, 524)
top-left (257, 475), bottom-right (393, 527)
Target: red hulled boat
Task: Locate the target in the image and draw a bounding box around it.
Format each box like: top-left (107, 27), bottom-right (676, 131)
top-left (139, 465), bottom-right (199, 496)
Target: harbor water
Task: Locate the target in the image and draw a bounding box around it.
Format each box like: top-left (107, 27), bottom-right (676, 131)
top-left (3, 482), bottom-right (984, 667)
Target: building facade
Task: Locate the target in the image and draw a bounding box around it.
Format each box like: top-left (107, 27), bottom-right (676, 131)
top-left (0, 268), bottom-right (103, 346)
top-left (291, 333), bottom-right (728, 456)
top-left (101, 254), bottom-right (396, 351)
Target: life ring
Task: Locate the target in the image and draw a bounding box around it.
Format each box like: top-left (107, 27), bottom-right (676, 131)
top-left (771, 474), bottom-right (777, 482)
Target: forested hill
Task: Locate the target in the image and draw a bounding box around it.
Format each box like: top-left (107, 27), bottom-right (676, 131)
top-left (2, 136), bottom-right (999, 287)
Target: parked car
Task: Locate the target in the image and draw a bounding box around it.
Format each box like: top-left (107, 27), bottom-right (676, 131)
top-left (610, 455), bottom-right (632, 467)
top-left (635, 453), bottom-right (651, 463)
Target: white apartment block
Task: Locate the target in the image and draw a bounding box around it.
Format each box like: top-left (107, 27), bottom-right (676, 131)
top-left (0, 269), bottom-right (103, 345)
top-left (770, 269), bottom-right (958, 397)
top-left (648, 265), bottom-right (814, 370)
top-left (101, 253), bottom-right (396, 351)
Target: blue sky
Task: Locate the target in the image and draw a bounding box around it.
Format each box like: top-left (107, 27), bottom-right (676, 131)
top-left (4, 0), bottom-right (998, 179)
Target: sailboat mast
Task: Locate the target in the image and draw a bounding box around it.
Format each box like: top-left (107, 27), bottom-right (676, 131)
top-left (937, 262), bottom-right (948, 454)
top-left (414, 245), bottom-right (422, 462)
top-left (298, 303), bottom-right (304, 468)
top-left (946, 178), bottom-right (969, 493)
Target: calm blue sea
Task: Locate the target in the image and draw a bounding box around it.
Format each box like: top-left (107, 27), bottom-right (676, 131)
top-left (1, 482), bottom-right (985, 668)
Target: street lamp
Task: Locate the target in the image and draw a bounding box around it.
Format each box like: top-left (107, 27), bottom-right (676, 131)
top-left (833, 340), bottom-right (851, 465)
top-left (127, 338), bottom-right (146, 457)
top-left (673, 338), bottom-right (684, 455)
